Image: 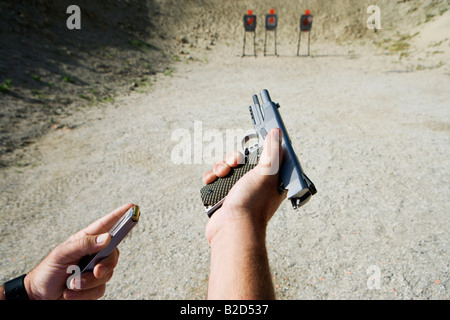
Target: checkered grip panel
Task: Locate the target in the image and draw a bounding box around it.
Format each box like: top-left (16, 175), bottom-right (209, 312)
top-left (200, 148), bottom-right (261, 208)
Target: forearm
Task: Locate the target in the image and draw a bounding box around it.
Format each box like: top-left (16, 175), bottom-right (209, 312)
top-left (207, 219), bottom-right (275, 300)
top-left (0, 286), bottom-right (5, 300)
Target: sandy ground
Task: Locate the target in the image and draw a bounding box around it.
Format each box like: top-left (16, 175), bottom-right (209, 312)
top-left (1, 1), bottom-right (449, 300)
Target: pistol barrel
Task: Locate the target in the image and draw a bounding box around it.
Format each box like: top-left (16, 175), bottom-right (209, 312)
top-left (250, 95), bottom-right (264, 126)
top-left (252, 94), bottom-right (260, 107)
top-left (260, 89), bottom-right (271, 104)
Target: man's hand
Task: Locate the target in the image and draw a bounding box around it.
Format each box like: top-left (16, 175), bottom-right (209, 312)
top-left (204, 128), bottom-right (286, 244)
top-left (203, 128), bottom-right (285, 299)
top-left (23, 203), bottom-right (134, 300)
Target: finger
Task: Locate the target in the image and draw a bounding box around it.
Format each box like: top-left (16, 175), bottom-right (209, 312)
top-left (93, 248), bottom-right (120, 279)
top-left (52, 232), bottom-right (111, 264)
top-left (213, 160), bottom-right (231, 177)
top-left (204, 151), bottom-right (242, 184)
top-left (225, 150), bottom-right (244, 167)
top-left (257, 128), bottom-right (283, 176)
top-left (63, 284), bottom-right (106, 300)
top-left (66, 203), bottom-right (134, 245)
top-left (203, 170), bottom-right (217, 184)
top-left (71, 269), bottom-right (114, 292)
top-left (84, 203), bottom-right (134, 235)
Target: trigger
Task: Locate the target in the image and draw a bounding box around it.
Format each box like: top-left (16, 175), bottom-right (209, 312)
top-left (241, 133), bottom-right (259, 154)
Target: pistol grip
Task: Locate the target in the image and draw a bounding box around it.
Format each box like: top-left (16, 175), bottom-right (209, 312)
top-left (200, 148), bottom-right (261, 217)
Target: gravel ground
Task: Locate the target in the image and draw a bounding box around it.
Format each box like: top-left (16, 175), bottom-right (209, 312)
top-left (1, 39), bottom-right (448, 299)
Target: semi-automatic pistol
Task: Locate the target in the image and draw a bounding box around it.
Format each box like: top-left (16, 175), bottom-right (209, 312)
top-left (200, 89), bottom-right (316, 217)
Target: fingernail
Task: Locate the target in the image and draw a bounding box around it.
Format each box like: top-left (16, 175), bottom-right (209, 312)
top-left (205, 171), bottom-right (215, 181)
top-left (273, 128), bottom-right (281, 142)
top-left (96, 265), bottom-right (105, 279)
top-left (214, 162), bottom-right (226, 174)
top-left (70, 276), bottom-right (84, 290)
top-left (96, 233), bottom-right (109, 244)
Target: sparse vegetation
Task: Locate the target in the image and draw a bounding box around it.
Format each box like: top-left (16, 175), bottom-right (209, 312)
top-left (128, 39), bottom-right (153, 51)
top-left (78, 93), bottom-right (91, 100)
top-left (98, 95), bottom-right (114, 104)
top-left (425, 13), bottom-right (435, 23)
top-left (62, 76), bottom-right (75, 83)
top-left (374, 32), bottom-right (419, 58)
top-left (0, 79), bottom-right (12, 93)
top-left (163, 66), bottom-right (175, 77)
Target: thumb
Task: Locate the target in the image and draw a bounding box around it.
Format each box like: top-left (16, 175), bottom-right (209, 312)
top-left (52, 233), bottom-right (111, 264)
top-left (257, 128), bottom-right (283, 177)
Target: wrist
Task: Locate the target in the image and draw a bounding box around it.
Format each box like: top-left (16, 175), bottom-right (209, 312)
top-left (23, 273), bottom-right (36, 300)
top-left (206, 209), bottom-right (274, 300)
top-left (208, 210), bottom-right (268, 249)
top-left (223, 200), bottom-right (273, 223)
top-left (3, 274), bottom-right (29, 300)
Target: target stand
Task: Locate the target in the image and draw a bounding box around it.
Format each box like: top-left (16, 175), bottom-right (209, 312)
top-left (264, 9), bottom-right (278, 56)
top-left (242, 10), bottom-right (257, 57)
top-left (297, 12), bottom-right (313, 56)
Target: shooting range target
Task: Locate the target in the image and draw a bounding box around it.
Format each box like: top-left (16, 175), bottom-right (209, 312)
top-left (243, 10), bottom-right (257, 32)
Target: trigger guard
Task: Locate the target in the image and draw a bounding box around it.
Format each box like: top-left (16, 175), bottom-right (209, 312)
top-left (240, 133), bottom-right (260, 154)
